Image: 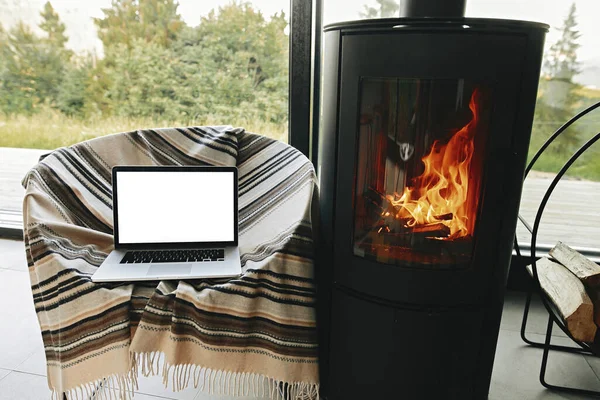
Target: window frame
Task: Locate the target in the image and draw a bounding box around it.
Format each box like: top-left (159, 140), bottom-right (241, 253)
top-left (289, 0), bottom-right (323, 164)
top-left (0, 0), bottom-right (323, 238)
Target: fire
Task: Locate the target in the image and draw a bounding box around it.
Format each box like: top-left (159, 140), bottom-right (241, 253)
top-left (386, 89), bottom-right (481, 239)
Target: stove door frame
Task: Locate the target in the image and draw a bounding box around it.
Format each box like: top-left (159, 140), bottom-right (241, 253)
top-left (333, 30), bottom-right (528, 306)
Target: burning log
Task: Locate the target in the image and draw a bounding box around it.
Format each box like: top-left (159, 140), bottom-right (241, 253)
top-left (434, 213), bottom-right (453, 221)
top-left (373, 221), bottom-right (450, 238)
top-left (410, 222), bottom-right (450, 238)
top-left (365, 186), bottom-right (455, 237)
top-left (369, 222), bottom-right (451, 251)
top-left (527, 258), bottom-right (597, 343)
top-left (398, 214), bottom-right (453, 228)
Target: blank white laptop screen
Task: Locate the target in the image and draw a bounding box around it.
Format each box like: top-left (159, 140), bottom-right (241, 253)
top-left (116, 170), bottom-right (235, 244)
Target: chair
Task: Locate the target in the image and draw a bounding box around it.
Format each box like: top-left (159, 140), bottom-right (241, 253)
top-left (22, 127), bottom-right (320, 400)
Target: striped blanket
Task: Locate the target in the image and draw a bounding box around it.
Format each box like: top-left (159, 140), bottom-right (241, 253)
top-left (22, 127), bottom-right (319, 399)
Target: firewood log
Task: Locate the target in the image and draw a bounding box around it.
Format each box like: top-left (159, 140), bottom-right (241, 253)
top-left (590, 291), bottom-right (600, 329)
top-left (527, 258), bottom-right (597, 343)
top-left (408, 223), bottom-right (450, 238)
top-left (549, 242), bottom-right (600, 288)
top-left (549, 243), bottom-right (600, 332)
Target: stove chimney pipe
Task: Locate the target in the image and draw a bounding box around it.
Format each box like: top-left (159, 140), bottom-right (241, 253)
top-left (399, 0), bottom-right (466, 18)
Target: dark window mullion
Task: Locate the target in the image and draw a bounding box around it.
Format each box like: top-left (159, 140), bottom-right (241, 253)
top-left (311, 0), bottom-right (323, 166)
top-left (289, 0), bottom-right (313, 158)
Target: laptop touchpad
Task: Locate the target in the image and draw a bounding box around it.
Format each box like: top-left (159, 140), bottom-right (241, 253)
top-left (147, 264), bottom-right (191, 276)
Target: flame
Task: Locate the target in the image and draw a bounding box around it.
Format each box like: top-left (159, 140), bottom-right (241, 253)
top-left (386, 89), bottom-right (481, 239)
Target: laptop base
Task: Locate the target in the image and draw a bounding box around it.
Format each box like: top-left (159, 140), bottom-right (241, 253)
top-left (92, 246), bottom-right (241, 282)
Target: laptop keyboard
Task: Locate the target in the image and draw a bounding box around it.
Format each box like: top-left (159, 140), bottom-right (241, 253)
top-left (120, 249), bottom-right (225, 264)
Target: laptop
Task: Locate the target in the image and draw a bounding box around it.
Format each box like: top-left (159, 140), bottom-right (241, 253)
top-left (92, 166), bottom-right (242, 282)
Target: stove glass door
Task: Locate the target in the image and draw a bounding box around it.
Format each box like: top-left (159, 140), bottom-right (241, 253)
top-left (352, 78), bottom-right (491, 268)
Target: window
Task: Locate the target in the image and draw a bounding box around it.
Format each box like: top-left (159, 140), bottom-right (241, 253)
top-left (466, 0), bottom-right (600, 255)
top-left (0, 0), bottom-right (291, 231)
top-left (324, 0), bottom-right (600, 254)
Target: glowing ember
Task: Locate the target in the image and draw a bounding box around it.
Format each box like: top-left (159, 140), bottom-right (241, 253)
top-left (386, 89), bottom-right (481, 239)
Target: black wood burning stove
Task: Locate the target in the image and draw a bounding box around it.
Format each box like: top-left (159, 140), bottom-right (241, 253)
top-left (316, 1), bottom-right (547, 398)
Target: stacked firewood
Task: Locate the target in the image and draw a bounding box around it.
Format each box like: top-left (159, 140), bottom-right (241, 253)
top-left (526, 242), bottom-right (600, 343)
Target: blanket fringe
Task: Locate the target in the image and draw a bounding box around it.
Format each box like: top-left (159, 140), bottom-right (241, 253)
top-left (132, 351), bottom-right (319, 400)
top-left (49, 367), bottom-right (139, 400)
top-left (51, 351), bottom-right (319, 400)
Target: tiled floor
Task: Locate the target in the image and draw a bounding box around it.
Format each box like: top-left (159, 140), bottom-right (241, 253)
top-left (1, 238), bottom-right (600, 399)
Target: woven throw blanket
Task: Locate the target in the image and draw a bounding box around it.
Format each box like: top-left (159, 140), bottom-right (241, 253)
top-left (22, 127), bottom-right (319, 400)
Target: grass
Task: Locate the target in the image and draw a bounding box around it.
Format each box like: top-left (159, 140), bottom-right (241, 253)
top-left (0, 108), bottom-right (288, 150)
top-left (2, 106), bottom-right (599, 182)
top-left (526, 133), bottom-right (600, 182)
top-left (575, 86), bottom-right (600, 101)
top-left (527, 100), bottom-right (600, 182)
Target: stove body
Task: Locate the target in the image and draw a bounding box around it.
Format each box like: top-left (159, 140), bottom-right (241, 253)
top-left (316, 13), bottom-right (547, 400)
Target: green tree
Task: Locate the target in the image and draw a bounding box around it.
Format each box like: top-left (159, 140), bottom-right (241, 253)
top-left (175, 2), bottom-right (289, 124)
top-left (91, 0), bottom-right (185, 117)
top-left (56, 57), bottom-right (92, 117)
top-left (1, 0), bottom-right (290, 128)
top-left (360, 0), bottom-right (399, 18)
top-left (532, 3), bottom-right (583, 158)
top-left (98, 1), bottom-right (289, 125)
top-left (82, 54), bottom-right (113, 116)
top-left (36, 1), bottom-right (72, 104)
top-left (39, 1), bottom-right (69, 49)
top-left (0, 2), bottom-right (71, 115)
top-left (104, 40), bottom-right (182, 119)
top-left (0, 23), bottom-right (12, 113)
top-left (0, 22), bottom-right (46, 114)
top-left (94, 0), bottom-right (184, 50)
top-left (543, 3), bottom-right (581, 82)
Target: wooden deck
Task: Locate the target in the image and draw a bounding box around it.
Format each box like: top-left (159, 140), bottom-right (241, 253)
top-left (1, 146), bottom-right (599, 251)
top-left (0, 147), bottom-right (47, 228)
top-left (516, 176), bottom-right (600, 252)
